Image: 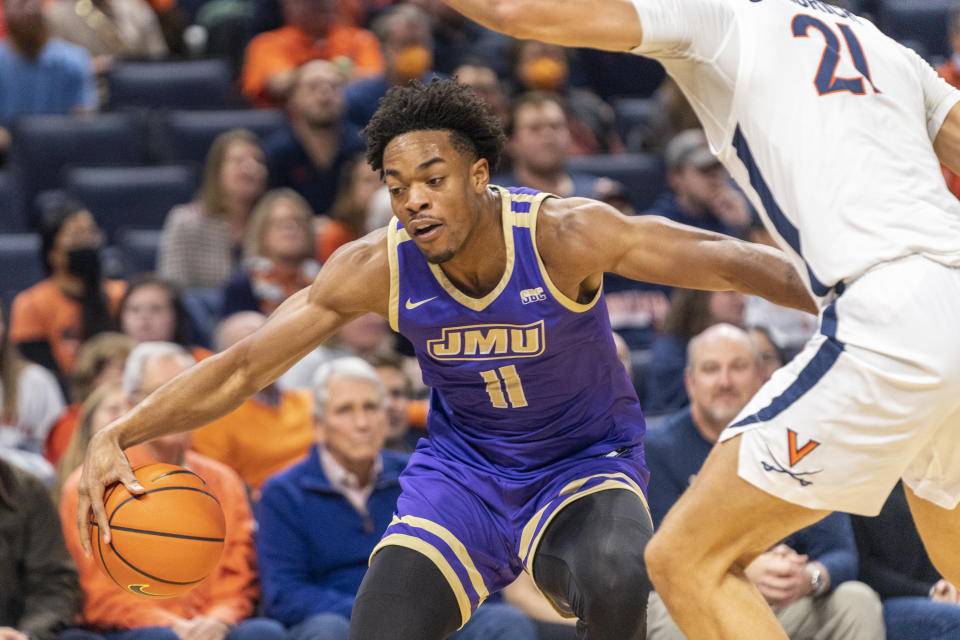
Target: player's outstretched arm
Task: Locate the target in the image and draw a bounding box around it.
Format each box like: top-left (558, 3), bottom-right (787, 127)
top-left (537, 198), bottom-right (817, 314)
top-left (935, 102), bottom-right (960, 174)
top-left (76, 229), bottom-right (390, 554)
top-left (437, 0), bottom-right (644, 51)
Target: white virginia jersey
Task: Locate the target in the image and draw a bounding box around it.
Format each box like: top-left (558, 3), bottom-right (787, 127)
top-left (630, 0), bottom-right (960, 303)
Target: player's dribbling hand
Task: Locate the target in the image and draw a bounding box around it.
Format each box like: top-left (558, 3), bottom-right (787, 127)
top-left (0, 627), bottom-right (28, 640)
top-left (76, 427), bottom-right (144, 555)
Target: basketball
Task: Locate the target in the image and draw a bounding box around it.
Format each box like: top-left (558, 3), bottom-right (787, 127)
top-left (89, 462), bottom-right (226, 598)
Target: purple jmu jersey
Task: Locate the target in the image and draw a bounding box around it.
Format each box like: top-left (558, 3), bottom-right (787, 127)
top-left (387, 186), bottom-right (647, 475)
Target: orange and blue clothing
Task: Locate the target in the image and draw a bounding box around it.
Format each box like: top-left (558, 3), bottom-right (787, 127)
top-left (377, 186), bottom-right (649, 625)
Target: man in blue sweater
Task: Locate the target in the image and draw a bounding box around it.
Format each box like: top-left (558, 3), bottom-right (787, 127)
top-left (256, 356), bottom-right (536, 640)
top-left (644, 324), bottom-right (883, 639)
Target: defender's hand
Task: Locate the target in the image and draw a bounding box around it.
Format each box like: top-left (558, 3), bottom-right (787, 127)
top-left (77, 428), bottom-right (144, 555)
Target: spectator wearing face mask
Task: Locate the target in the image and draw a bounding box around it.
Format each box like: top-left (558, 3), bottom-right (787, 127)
top-left (343, 4), bottom-right (439, 132)
top-left (506, 39), bottom-right (624, 156)
top-left (9, 199), bottom-right (125, 379)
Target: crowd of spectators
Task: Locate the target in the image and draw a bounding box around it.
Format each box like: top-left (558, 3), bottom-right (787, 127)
top-left (1, 0), bottom-right (958, 638)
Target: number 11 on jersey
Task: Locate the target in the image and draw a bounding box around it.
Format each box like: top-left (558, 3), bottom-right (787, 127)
top-left (481, 365), bottom-right (528, 408)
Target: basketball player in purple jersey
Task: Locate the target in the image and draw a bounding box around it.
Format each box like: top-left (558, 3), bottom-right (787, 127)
top-left (76, 80), bottom-right (814, 639)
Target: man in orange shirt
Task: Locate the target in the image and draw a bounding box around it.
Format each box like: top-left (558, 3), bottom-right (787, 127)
top-left (241, 0), bottom-right (382, 107)
top-left (58, 342), bottom-right (287, 640)
top-left (10, 199), bottom-right (125, 378)
top-left (190, 312), bottom-right (314, 495)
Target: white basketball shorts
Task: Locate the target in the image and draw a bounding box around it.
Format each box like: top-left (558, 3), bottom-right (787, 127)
top-left (719, 254), bottom-right (960, 516)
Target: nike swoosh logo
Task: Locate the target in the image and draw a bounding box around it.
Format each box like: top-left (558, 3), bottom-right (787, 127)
top-left (405, 296), bottom-right (438, 310)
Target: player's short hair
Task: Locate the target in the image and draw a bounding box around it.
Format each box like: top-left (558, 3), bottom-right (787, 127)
top-left (312, 356), bottom-right (385, 419)
top-left (362, 77), bottom-right (506, 173)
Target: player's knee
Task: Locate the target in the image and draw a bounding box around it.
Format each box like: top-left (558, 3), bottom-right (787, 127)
top-left (580, 529), bottom-right (650, 610)
top-left (644, 530), bottom-right (676, 591)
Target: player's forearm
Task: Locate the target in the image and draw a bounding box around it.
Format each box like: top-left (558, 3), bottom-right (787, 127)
top-left (438, 0), bottom-right (643, 50)
top-left (109, 349), bottom-right (259, 450)
top-left (934, 102), bottom-right (960, 175)
top-left (720, 242), bottom-right (817, 315)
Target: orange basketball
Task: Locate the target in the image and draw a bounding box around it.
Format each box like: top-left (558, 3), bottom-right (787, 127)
top-left (89, 462), bottom-right (226, 598)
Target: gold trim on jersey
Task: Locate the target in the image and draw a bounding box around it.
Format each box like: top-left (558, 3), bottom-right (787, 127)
top-left (425, 186), bottom-right (520, 311)
top-left (517, 473), bottom-right (651, 618)
top-left (395, 515), bottom-right (490, 604)
top-left (525, 193), bottom-right (603, 313)
top-left (387, 219), bottom-right (402, 332)
top-left (370, 533), bottom-right (472, 629)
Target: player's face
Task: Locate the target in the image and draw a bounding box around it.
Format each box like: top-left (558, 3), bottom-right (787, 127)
top-left (317, 377), bottom-right (387, 471)
top-left (383, 130), bottom-right (489, 264)
top-left (686, 335), bottom-right (762, 428)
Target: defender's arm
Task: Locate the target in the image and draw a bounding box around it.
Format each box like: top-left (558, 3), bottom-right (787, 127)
top-left (438, 0), bottom-right (645, 51)
top-left (77, 229), bottom-right (390, 552)
top-left (935, 102), bottom-right (960, 174)
top-left (538, 198), bottom-right (817, 314)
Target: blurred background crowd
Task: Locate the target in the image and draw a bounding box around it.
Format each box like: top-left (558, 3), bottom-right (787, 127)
top-left (2, 0), bottom-right (960, 639)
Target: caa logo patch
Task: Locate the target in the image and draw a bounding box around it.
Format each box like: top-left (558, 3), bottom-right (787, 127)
top-left (520, 287), bottom-right (547, 304)
top-left (427, 321), bottom-right (545, 361)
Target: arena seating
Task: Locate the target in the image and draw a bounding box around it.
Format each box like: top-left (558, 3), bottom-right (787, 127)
top-left (62, 165), bottom-right (198, 242)
top-left (567, 153), bottom-right (665, 211)
top-left (9, 113), bottom-right (146, 223)
top-left (106, 59), bottom-right (242, 110)
top-left (156, 109), bottom-right (286, 164)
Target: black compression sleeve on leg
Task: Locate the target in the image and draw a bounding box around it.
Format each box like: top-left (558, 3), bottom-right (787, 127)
top-left (349, 545), bottom-right (463, 640)
top-left (533, 489), bottom-right (653, 640)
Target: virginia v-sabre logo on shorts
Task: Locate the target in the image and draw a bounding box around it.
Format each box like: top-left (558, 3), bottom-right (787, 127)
top-left (786, 429), bottom-right (820, 466)
top-left (760, 430), bottom-right (823, 487)
top-left (427, 321), bottom-right (545, 361)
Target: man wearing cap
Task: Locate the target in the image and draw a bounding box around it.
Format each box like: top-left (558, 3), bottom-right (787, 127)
top-left (649, 128), bottom-right (751, 238)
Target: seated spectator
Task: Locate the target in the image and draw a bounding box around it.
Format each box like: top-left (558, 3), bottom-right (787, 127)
top-left (651, 128), bottom-right (752, 237)
top-left (452, 58), bottom-right (509, 127)
top-left (241, 0), bottom-right (382, 107)
top-left (0, 456), bottom-right (78, 640)
top-left (344, 4), bottom-right (438, 132)
top-left (852, 480), bottom-right (960, 639)
top-left (263, 60), bottom-right (362, 217)
top-left (408, 0), bottom-right (511, 76)
top-left (493, 92), bottom-right (598, 197)
top-left (120, 275), bottom-right (213, 361)
top-left (645, 324), bottom-right (884, 639)
top-left (223, 189), bottom-right (319, 317)
top-left (0, 303), bottom-right (64, 483)
top-left (59, 342), bottom-right (287, 640)
top-left (158, 129), bottom-right (268, 289)
top-left (52, 381), bottom-right (124, 501)
top-left (45, 0), bottom-right (167, 75)
top-left (257, 356), bottom-right (537, 640)
top-left (191, 312), bottom-right (313, 495)
top-left (10, 199), bottom-right (125, 378)
top-left (644, 287), bottom-right (745, 415)
top-left (506, 39), bottom-right (623, 155)
top-left (0, 0), bottom-right (96, 154)
top-left (44, 332), bottom-right (134, 465)
top-left (316, 157), bottom-right (382, 261)
top-left (367, 351), bottom-right (420, 453)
